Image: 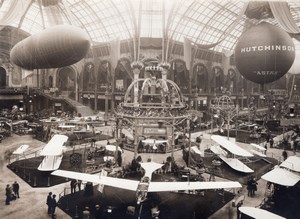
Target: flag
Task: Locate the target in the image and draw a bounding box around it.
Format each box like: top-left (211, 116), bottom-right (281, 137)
top-left (110, 37), bottom-right (120, 70)
top-left (184, 37), bottom-right (192, 70)
top-left (222, 49), bottom-right (233, 75)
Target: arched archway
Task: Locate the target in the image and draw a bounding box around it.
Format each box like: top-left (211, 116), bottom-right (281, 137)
top-left (49, 75), bottom-right (53, 87)
top-left (0, 67), bottom-right (6, 88)
top-left (211, 66), bottom-right (224, 93)
top-left (115, 57), bottom-right (132, 92)
top-left (97, 60), bottom-right (111, 91)
top-left (227, 68), bottom-right (237, 93)
top-left (239, 75), bottom-right (248, 93)
top-left (288, 74), bottom-right (300, 100)
top-left (82, 62), bottom-right (95, 91)
top-left (169, 59), bottom-right (189, 92)
top-left (192, 63), bottom-right (208, 92)
top-left (56, 67), bottom-right (76, 91)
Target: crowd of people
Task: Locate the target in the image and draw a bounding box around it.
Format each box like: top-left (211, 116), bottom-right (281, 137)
top-left (4, 180), bottom-right (59, 218)
top-left (46, 192), bottom-right (57, 218)
top-left (5, 181), bottom-right (19, 205)
top-left (247, 177), bottom-right (258, 197)
top-left (70, 179), bottom-right (82, 193)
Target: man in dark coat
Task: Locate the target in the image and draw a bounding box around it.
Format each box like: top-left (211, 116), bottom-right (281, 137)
top-left (70, 179), bottom-right (77, 193)
top-left (247, 178), bottom-right (252, 197)
top-left (94, 204), bottom-right (102, 219)
top-left (12, 181), bottom-right (20, 198)
top-left (46, 192), bottom-right (52, 215)
top-left (77, 180), bottom-right (82, 191)
top-left (51, 194), bottom-right (57, 218)
top-left (251, 177), bottom-right (258, 197)
top-left (5, 184), bottom-right (12, 205)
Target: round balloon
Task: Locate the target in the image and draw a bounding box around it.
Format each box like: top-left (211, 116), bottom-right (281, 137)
top-left (288, 43), bottom-right (300, 74)
top-left (235, 22), bottom-right (295, 84)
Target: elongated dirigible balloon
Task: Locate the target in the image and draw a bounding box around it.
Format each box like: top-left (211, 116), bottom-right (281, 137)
top-left (10, 25), bottom-right (90, 70)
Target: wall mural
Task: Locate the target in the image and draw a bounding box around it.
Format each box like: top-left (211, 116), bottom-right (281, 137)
top-left (82, 62), bottom-right (95, 91)
top-left (97, 60), bottom-right (111, 91)
top-left (57, 67), bottom-right (75, 91)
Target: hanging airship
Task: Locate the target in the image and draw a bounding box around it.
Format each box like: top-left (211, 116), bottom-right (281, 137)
top-left (10, 24), bottom-right (91, 70)
top-left (235, 22), bottom-right (295, 84)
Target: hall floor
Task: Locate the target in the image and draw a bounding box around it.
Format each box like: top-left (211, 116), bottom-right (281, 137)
top-left (0, 131), bottom-right (298, 219)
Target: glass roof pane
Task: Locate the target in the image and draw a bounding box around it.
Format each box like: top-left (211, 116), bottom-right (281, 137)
top-left (168, 0), bottom-right (247, 52)
top-left (140, 0), bottom-right (164, 38)
top-left (18, 4), bottom-right (43, 34)
top-left (1, 0), bottom-right (300, 54)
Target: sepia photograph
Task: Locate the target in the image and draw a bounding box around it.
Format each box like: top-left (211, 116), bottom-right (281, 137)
top-left (0, 0), bottom-right (300, 218)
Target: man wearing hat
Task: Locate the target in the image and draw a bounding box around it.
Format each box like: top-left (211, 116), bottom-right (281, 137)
top-left (95, 204), bottom-right (101, 219)
top-left (83, 206), bottom-right (90, 219)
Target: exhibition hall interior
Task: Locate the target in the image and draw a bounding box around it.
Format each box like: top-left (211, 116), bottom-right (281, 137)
top-left (1, 0), bottom-right (300, 219)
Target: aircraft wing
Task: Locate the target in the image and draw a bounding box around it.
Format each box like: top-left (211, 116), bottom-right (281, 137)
top-left (211, 135), bottom-right (253, 157)
top-left (52, 170), bottom-right (140, 191)
top-left (148, 181), bottom-right (241, 192)
top-left (261, 167), bottom-right (300, 187)
top-left (13, 144), bottom-right (29, 155)
top-left (40, 134), bottom-right (68, 156)
top-left (280, 156), bottom-right (300, 172)
top-left (239, 207), bottom-right (286, 219)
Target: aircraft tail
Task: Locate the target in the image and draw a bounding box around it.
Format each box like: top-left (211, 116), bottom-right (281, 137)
top-left (140, 162), bottom-right (163, 179)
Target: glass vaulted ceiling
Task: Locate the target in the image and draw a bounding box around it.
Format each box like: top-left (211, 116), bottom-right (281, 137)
top-left (1, 0), bottom-right (300, 53)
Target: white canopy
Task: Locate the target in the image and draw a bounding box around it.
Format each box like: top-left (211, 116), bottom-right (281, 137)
top-left (261, 167), bottom-right (300, 187)
top-left (211, 135), bottom-right (253, 157)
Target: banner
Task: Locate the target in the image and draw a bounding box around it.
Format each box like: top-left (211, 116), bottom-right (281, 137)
top-left (184, 37), bottom-right (192, 70)
top-left (110, 37), bottom-right (120, 70)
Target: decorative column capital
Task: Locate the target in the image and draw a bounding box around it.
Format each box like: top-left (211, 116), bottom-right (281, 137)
top-left (131, 61), bottom-right (144, 70)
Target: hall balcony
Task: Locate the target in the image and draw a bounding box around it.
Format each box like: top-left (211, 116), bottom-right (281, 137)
top-left (0, 87), bottom-right (28, 95)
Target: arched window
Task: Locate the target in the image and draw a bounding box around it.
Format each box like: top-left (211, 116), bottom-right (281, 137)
top-left (0, 67), bottom-right (6, 88)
